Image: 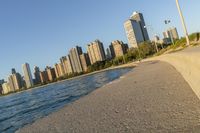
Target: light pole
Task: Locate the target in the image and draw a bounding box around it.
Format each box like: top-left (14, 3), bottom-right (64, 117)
top-left (164, 20), bottom-right (175, 45)
top-left (175, 0), bottom-right (190, 46)
top-left (144, 25), bottom-right (159, 52)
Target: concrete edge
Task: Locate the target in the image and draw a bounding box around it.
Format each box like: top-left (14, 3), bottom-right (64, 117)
top-left (153, 53), bottom-right (200, 99)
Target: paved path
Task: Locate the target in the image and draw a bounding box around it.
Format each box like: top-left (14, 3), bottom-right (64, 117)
top-left (18, 61), bottom-right (200, 133)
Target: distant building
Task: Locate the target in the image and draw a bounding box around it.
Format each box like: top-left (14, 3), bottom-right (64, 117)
top-left (87, 40), bottom-right (106, 64)
top-left (124, 19), bottom-right (144, 48)
top-left (12, 73), bottom-right (23, 91)
top-left (109, 40), bottom-right (128, 58)
top-left (124, 12), bottom-right (149, 48)
top-left (69, 46), bottom-right (83, 73)
top-left (154, 35), bottom-right (160, 42)
top-left (106, 48), bottom-right (112, 60)
top-left (2, 82), bottom-right (11, 94)
top-left (11, 68), bottom-right (16, 74)
top-left (66, 55), bottom-right (73, 74)
top-left (163, 27), bottom-right (179, 40)
top-left (46, 67), bottom-right (56, 82)
top-left (8, 75), bottom-right (15, 92)
top-left (39, 70), bottom-right (49, 84)
top-left (130, 12), bottom-right (149, 41)
top-left (60, 56), bottom-right (68, 75)
top-left (163, 31), bottom-right (170, 39)
top-left (80, 53), bottom-right (91, 72)
top-left (7, 70), bottom-right (23, 92)
top-left (54, 63), bottom-right (62, 78)
top-left (0, 79), bottom-right (4, 85)
top-left (170, 27), bottom-right (179, 40)
top-left (22, 63), bottom-right (34, 88)
top-left (0, 79), bottom-right (4, 94)
top-left (34, 66), bottom-right (41, 84)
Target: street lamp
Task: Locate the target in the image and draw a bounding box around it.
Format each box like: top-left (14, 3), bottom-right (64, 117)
top-left (175, 0), bottom-right (190, 46)
top-left (164, 20), bottom-right (175, 45)
top-left (144, 25), bottom-right (159, 52)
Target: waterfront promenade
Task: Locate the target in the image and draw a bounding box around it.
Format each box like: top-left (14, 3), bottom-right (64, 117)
top-left (18, 60), bottom-right (200, 133)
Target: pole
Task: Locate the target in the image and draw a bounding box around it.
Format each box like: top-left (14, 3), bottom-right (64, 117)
top-left (144, 25), bottom-right (159, 52)
top-left (176, 0), bottom-right (190, 46)
top-left (154, 41), bottom-right (159, 53)
top-left (169, 29), bottom-right (175, 45)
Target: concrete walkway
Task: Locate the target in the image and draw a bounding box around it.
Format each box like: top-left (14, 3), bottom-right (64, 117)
top-left (17, 61), bottom-right (200, 133)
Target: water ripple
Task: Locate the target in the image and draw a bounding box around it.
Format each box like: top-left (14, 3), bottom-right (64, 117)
top-left (0, 68), bottom-right (132, 133)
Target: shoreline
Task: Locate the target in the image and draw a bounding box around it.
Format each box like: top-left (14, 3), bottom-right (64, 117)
top-left (0, 62), bottom-right (137, 98)
top-left (17, 61), bottom-right (200, 133)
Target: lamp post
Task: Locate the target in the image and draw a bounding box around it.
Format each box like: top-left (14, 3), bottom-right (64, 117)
top-left (144, 25), bottom-right (159, 52)
top-left (175, 0), bottom-right (190, 46)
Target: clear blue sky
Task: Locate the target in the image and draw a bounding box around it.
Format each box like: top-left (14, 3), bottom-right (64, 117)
top-left (0, 0), bottom-right (199, 79)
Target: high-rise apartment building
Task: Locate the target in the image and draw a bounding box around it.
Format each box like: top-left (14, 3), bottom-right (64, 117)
top-left (124, 19), bottom-right (144, 48)
top-left (34, 66), bottom-right (41, 84)
top-left (39, 70), bottom-right (49, 84)
top-left (22, 63), bottom-right (34, 88)
top-left (0, 79), bottom-right (4, 94)
top-left (124, 12), bottom-right (149, 48)
top-left (12, 73), bottom-right (23, 91)
top-left (2, 82), bottom-right (11, 94)
top-left (69, 46), bottom-right (83, 73)
top-left (80, 53), bottom-right (91, 72)
top-left (11, 68), bottom-right (16, 74)
top-left (60, 56), bottom-right (68, 75)
top-left (109, 40), bottom-right (128, 58)
top-left (170, 27), bottom-right (179, 40)
top-left (46, 67), bottom-right (56, 82)
top-left (163, 27), bottom-right (179, 40)
top-left (106, 48), bottom-right (112, 60)
top-left (66, 55), bottom-right (73, 74)
top-left (54, 63), bottom-right (65, 78)
top-left (7, 72), bottom-right (23, 92)
top-left (8, 75), bottom-right (15, 92)
top-left (87, 40), bottom-right (106, 64)
top-left (130, 12), bottom-right (149, 41)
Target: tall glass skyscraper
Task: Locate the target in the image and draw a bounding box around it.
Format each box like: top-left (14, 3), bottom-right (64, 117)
top-left (124, 12), bottom-right (149, 48)
top-left (22, 63), bottom-right (34, 88)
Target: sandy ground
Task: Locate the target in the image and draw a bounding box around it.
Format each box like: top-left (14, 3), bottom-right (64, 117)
top-left (17, 61), bottom-right (200, 133)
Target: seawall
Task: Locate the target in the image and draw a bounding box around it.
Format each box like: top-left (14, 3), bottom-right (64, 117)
top-left (156, 46), bottom-right (200, 99)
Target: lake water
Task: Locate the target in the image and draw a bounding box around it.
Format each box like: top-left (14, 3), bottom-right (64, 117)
top-left (0, 68), bottom-right (132, 133)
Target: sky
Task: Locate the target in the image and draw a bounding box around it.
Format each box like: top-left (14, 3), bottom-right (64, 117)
top-left (0, 0), bottom-right (199, 80)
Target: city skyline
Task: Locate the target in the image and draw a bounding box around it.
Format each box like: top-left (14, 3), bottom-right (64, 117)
top-left (0, 0), bottom-right (200, 79)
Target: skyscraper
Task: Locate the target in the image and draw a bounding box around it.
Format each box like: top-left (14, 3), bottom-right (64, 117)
top-left (106, 48), bottom-right (112, 60)
top-left (13, 73), bottom-right (23, 91)
top-left (2, 82), bottom-right (11, 94)
top-left (46, 66), bottom-right (56, 82)
top-left (87, 40), bottom-right (106, 64)
top-left (8, 75), bottom-right (15, 92)
top-left (130, 12), bottom-right (149, 41)
top-left (66, 55), bottom-right (73, 74)
top-left (69, 46), bottom-right (83, 73)
top-left (80, 53), bottom-right (91, 72)
top-left (0, 79), bottom-right (5, 94)
top-left (124, 12), bottom-right (149, 48)
top-left (39, 70), bottom-right (49, 84)
top-left (22, 63), bottom-right (34, 88)
top-left (163, 27), bottom-right (179, 39)
top-left (54, 63), bottom-right (65, 78)
top-left (109, 40), bottom-right (128, 58)
top-left (34, 66), bottom-right (41, 84)
top-left (11, 68), bottom-right (16, 74)
top-left (60, 56), bottom-right (68, 75)
top-left (169, 27), bottom-right (179, 40)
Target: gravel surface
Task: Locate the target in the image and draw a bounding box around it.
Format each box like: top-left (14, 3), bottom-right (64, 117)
top-left (17, 61), bottom-right (200, 133)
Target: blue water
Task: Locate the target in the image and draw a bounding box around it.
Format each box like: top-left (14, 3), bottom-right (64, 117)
top-left (0, 68), bottom-right (132, 133)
